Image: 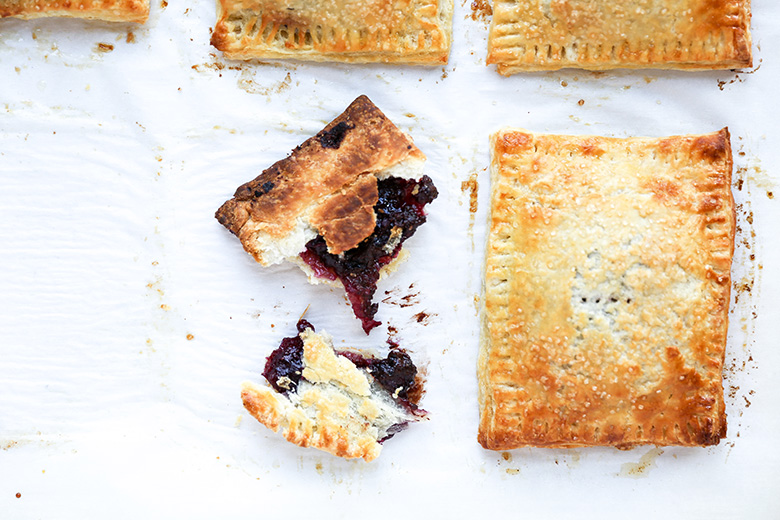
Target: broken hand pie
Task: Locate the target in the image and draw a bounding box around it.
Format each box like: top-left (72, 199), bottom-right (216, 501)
top-left (241, 319), bottom-right (426, 461)
top-left (488, 0), bottom-right (752, 74)
top-left (0, 0), bottom-right (149, 22)
top-left (216, 95), bottom-right (437, 334)
top-left (211, 0), bottom-right (453, 64)
top-left (479, 128), bottom-right (734, 449)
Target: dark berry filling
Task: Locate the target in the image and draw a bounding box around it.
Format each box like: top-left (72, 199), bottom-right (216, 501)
top-left (300, 175), bottom-right (438, 334)
top-left (262, 320), bottom-right (423, 413)
top-left (262, 319), bottom-right (314, 395)
top-left (336, 349), bottom-right (418, 401)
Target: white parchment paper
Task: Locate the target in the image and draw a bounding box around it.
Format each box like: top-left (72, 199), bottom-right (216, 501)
top-left (1, 1), bottom-right (779, 517)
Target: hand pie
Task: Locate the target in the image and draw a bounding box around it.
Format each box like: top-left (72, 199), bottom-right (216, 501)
top-left (479, 128), bottom-right (735, 449)
top-left (1, 0), bottom-right (149, 22)
top-left (242, 319), bottom-right (426, 461)
top-left (215, 95), bottom-right (438, 334)
top-left (210, 0), bottom-right (453, 64)
top-left (487, 0), bottom-right (752, 74)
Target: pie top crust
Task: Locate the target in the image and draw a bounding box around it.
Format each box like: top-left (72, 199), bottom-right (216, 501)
top-left (215, 95), bottom-right (426, 265)
top-left (0, 0), bottom-right (149, 22)
top-left (210, 0), bottom-right (453, 63)
top-left (478, 128), bottom-right (734, 449)
top-left (487, 0), bottom-right (752, 74)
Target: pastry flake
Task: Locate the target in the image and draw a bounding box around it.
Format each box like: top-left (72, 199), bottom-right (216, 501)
top-left (215, 95), bottom-right (437, 334)
top-left (242, 319), bottom-right (426, 461)
top-left (210, 0), bottom-right (453, 64)
top-left (478, 128), bottom-right (735, 450)
top-left (0, 0), bottom-right (149, 22)
top-left (487, 0), bottom-right (752, 74)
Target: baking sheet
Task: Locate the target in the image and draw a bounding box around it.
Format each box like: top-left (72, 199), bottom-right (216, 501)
top-left (1, 1), bottom-right (778, 518)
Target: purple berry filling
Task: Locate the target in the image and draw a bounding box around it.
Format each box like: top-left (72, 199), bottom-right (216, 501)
top-left (261, 319), bottom-right (424, 430)
top-left (336, 349), bottom-right (418, 401)
top-left (262, 319), bottom-right (314, 395)
top-left (299, 175), bottom-right (438, 334)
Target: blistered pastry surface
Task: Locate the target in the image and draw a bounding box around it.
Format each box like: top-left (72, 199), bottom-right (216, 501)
top-left (211, 0), bottom-right (453, 63)
top-left (487, 0), bottom-right (752, 73)
top-left (215, 95), bottom-right (426, 265)
top-left (479, 128), bottom-right (735, 449)
top-left (0, 0), bottom-right (149, 22)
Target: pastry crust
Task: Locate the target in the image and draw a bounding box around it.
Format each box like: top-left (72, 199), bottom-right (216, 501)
top-left (487, 0), bottom-right (752, 74)
top-left (210, 0), bottom-right (453, 64)
top-left (0, 0), bottom-right (149, 22)
top-left (215, 95), bottom-right (426, 266)
top-left (242, 328), bottom-right (422, 461)
top-left (479, 128), bottom-right (734, 450)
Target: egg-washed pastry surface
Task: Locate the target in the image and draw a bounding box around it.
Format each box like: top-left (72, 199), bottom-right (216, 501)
top-left (479, 128), bottom-right (735, 450)
top-left (215, 95), bottom-right (437, 334)
top-left (0, 0), bottom-right (148, 22)
top-left (211, 0), bottom-right (453, 63)
top-left (487, 0), bottom-right (751, 74)
top-left (242, 319), bottom-right (426, 461)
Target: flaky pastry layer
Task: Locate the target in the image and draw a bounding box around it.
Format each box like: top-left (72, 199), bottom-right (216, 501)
top-left (487, 0), bottom-right (752, 74)
top-left (242, 329), bottom-right (420, 461)
top-left (479, 128), bottom-right (734, 449)
top-left (211, 0), bottom-right (453, 63)
top-left (215, 95), bottom-right (426, 266)
top-left (0, 0), bottom-right (148, 22)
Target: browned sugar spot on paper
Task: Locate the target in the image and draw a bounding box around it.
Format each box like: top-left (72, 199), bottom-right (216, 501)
top-left (468, 0), bottom-right (492, 21)
top-left (717, 60), bottom-right (762, 90)
top-left (126, 32), bottom-right (136, 44)
top-left (721, 148), bottom-right (760, 451)
top-left (186, 334), bottom-right (194, 341)
top-left (15, 493), bottom-right (21, 499)
top-left (95, 43), bottom-right (114, 53)
top-left (460, 174), bottom-right (479, 214)
top-left (413, 311), bottom-right (434, 325)
top-left (160, 0), bottom-right (168, 8)
top-left (619, 448), bottom-right (663, 478)
top-left (382, 284), bottom-right (420, 308)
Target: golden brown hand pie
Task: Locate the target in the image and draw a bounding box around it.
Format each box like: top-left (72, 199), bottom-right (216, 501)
top-left (210, 0), bottom-right (453, 64)
top-left (242, 319), bottom-right (426, 461)
top-left (487, 0), bottom-right (752, 74)
top-left (215, 95), bottom-right (437, 333)
top-left (0, 0), bottom-right (148, 22)
top-left (479, 128), bottom-right (734, 449)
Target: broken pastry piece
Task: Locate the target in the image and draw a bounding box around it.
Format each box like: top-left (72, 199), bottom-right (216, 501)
top-left (487, 0), bottom-right (752, 74)
top-left (0, 0), bottom-right (149, 22)
top-left (210, 0), bottom-right (453, 64)
top-left (479, 128), bottom-right (735, 449)
top-left (242, 319), bottom-right (426, 461)
top-left (216, 95), bottom-right (438, 334)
